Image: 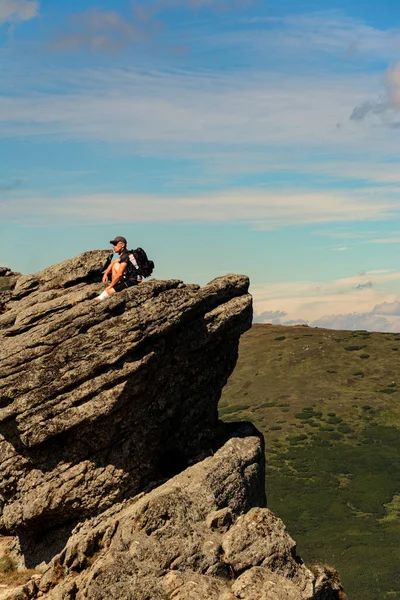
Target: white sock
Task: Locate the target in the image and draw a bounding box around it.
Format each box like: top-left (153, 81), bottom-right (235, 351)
top-left (97, 290), bottom-right (110, 301)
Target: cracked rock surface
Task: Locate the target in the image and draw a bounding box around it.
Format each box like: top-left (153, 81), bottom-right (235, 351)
top-left (0, 251), bottom-right (252, 547)
top-left (8, 435), bottom-right (343, 600)
top-left (0, 251), bottom-right (345, 599)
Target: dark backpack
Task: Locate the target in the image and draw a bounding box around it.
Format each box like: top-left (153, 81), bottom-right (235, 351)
top-left (127, 248), bottom-right (155, 279)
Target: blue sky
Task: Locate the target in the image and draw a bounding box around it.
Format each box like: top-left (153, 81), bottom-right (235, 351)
top-left (2, 0), bottom-right (400, 330)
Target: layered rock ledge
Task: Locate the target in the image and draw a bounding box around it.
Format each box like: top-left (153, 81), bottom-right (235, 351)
top-left (9, 433), bottom-right (343, 600)
top-left (0, 252), bottom-right (251, 550)
top-left (0, 251), bottom-right (344, 599)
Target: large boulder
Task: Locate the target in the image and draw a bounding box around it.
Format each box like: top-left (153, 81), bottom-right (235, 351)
top-left (0, 251), bottom-right (252, 554)
top-left (0, 251), bottom-right (345, 599)
top-left (7, 434), bottom-right (344, 600)
top-left (0, 268), bottom-right (20, 278)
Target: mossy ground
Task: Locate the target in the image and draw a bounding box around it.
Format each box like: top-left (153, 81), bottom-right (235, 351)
top-left (0, 550), bottom-right (37, 587)
top-left (0, 276), bottom-right (18, 292)
top-left (220, 324), bottom-right (400, 600)
top-left (0, 278), bottom-right (11, 291)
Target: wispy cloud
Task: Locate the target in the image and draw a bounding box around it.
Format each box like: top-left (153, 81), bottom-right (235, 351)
top-left (369, 237), bottom-right (400, 244)
top-left (312, 299), bottom-right (400, 331)
top-left (134, 0), bottom-right (256, 13)
top-left (311, 312), bottom-right (400, 332)
top-left (351, 63), bottom-right (400, 128)
top-left (252, 269), bottom-right (400, 328)
top-left (279, 11), bottom-right (397, 57)
top-left (299, 161), bottom-right (400, 185)
top-left (0, 178), bottom-right (24, 191)
top-left (252, 293), bottom-right (400, 332)
top-left (2, 62), bottom-right (399, 226)
top-left (52, 8), bottom-right (141, 53)
top-left (0, 65), bottom-right (386, 150)
top-left (254, 306), bottom-right (400, 333)
top-left (234, 10), bottom-right (400, 66)
top-left (313, 230), bottom-right (400, 247)
top-left (312, 229), bottom-right (377, 240)
top-left (253, 309), bottom-right (287, 324)
top-left (372, 300), bottom-right (400, 316)
top-left (2, 187), bottom-right (400, 227)
top-left (2, 11), bottom-right (399, 190)
top-left (0, 0), bottom-right (38, 25)
top-left (356, 281), bottom-right (373, 289)
top-left (51, 1), bottom-right (256, 54)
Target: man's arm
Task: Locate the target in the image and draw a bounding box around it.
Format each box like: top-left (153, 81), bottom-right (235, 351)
top-left (106, 261), bottom-right (127, 293)
top-left (102, 259), bottom-right (117, 284)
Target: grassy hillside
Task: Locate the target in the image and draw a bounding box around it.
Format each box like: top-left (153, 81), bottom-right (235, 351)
top-left (220, 324), bottom-right (400, 600)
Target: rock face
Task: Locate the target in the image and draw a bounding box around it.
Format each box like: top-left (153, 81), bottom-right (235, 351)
top-left (0, 251), bottom-right (252, 550)
top-left (0, 251), bottom-right (345, 599)
top-left (6, 434), bottom-right (344, 600)
top-left (0, 268), bottom-right (19, 278)
top-left (0, 267), bottom-right (21, 314)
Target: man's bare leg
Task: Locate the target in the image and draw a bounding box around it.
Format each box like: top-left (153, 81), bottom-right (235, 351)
top-left (97, 262), bottom-right (122, 300)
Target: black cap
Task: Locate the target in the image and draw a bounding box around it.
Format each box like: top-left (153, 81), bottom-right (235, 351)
top-left (110, 236), bottom-right (127, 246)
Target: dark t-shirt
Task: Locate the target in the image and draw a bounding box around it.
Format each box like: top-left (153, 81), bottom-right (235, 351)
top-left (119, 251), bottom-right (142, 283)
top-left (119, 251), bottom-right (130, 266)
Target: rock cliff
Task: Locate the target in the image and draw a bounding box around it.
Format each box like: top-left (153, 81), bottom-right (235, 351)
top-left (10, 434), bottom-right (343, 600)
top-left (0, 251), bottom-right (344, 599)
top-left (0, 268), bottom-right (21, 314)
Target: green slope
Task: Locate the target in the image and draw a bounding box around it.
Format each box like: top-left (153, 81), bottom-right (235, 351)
top-left (220, 324), bottom-right (400, 600)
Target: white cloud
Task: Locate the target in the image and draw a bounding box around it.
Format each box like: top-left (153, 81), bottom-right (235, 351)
top-left (1, 20), bottom-right (399, 191)
top-left (253, 309), bottom-right (287, 324)
top-left (50, 0), bottom-right (257, 54)
top-left (280, 12), bottom-right (400, 59)
top-left (253, 287), bottom-right (400, 332)
top-left (311, 299), bottom-right (400, 331)
top-left (356, 281), bottom-right (373, 289)
top-left (0, 0), bottom-right (39, 24)
top-left (230, 10), bottom-right (400, 68)
top-left (52, 8), bottom-right (142, 53)
top-left (1, 62), bottom-right (398, 205)
top-left (0, 65), bottom-right (386, 150)
top-left (2, 187), bottom-right (400, 227)
top-left (312, 229), bottom-right (376, 240)
top-left (313, 229), bottom-right (400, 247)
top-left (302, 161), bottom-right (400, 185)
top-left (283, 319), bottom-right (309, 325)
top-left (351, 62), bottom-right (400, 127)
top-left (136, 0), bottom-right (255, 13)
top-left (387, 62), bottom-right (400, 109)
top-left (369, 237), bottom-right (400, 244)
top-left (371, 301), bottom-right (400, 316)
top-left (311, 312), bottom-right (399, 332)
top-left (252, 270), bottom-right (400, 328)
top-left (2, 11), bottom-right (400, 235)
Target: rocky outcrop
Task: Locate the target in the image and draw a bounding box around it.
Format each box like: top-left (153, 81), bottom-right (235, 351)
top-left (0, 250), bottom-right (345, 599)
top-left (0, 268), bottom-right (19, 278)
top-left (0, 267), bottom-right (21, 314)
top-left (6, 434), bottom-right (344, 600)
top-left (0, 251), bottom-right (252, 556)
top-left (0, 269), bottom-right (21, 284)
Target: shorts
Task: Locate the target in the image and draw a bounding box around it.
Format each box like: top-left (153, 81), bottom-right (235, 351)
top-left (114, 279), bottom-right (138, 293)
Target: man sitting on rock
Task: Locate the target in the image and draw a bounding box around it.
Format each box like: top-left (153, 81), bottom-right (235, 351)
top-left (97, 236), bottom-right (142, 301)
